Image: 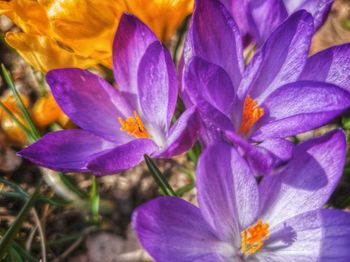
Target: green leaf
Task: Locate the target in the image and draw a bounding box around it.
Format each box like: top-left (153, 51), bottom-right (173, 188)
top-left (8, 247), bottom-right (23, 262)
top-left (12, 242), bottom-right (39, 262)
top-left (0, 178), bottom-right (29, 197)
top-left (175, 183), bottom-right (194, 196)
top-left (144, 155), bottom-right (176, 197)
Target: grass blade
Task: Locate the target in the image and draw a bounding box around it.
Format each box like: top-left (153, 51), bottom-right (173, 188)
top-left (0, 180), bottom-right (42, 259)
top-left (0, 100), bottom-right (34, 142)
top-left (1, 64), bottom-right (41, 140)
top-left (144, 155), bottom-right (176, 197)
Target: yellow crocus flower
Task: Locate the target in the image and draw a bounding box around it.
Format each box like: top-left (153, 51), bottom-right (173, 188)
top-left (0, 0), bottom-right (194, 72)
top-left (32, 93), bottom-right (69, 128)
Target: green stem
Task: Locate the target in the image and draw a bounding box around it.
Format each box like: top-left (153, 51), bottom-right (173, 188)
top-left (90, 176), bottom-right (100, 224)
top-left (144, 155), bottom-right (176, 197)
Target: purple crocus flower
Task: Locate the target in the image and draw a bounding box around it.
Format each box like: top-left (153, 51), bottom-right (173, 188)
top-left (220, 0), bottom-right (333, 46)
top-left (182, 0), bottom-right (350, 174)
top-left (133, 129), bottom-right (350, 261)
top-left (18, 14), bottom-right (200, 176)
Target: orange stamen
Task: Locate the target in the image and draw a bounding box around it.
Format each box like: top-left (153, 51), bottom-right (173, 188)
top-left (118, 111), bottom-right (150, 139)
top-left (239, 96), bottom-right (264, 135)
top-left (241, 219), bottom-right (269, 255)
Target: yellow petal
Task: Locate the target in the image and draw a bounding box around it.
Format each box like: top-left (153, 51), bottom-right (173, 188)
top-left (5, 32), bottom-right (98, 72)
top-left (1, 113), bottom-right (28, 144)
top-left (38, 0), bottom-right (125, 59)
top-left (0, 0), bottom-right (49, 34)
top-left (125, 0), bottom-right (194, 42)
top-left (0, 93), bottom-right (29, 117)
top-left (32, 93), bottom-right (67, 128)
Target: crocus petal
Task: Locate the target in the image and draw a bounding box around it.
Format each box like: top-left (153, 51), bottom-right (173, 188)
top-left (156, 107), bottom-right (200, 158)
top-left (184, 57), bottom-right (235, 145)
top-left (246, 0), bottom-right (288, 46)
top-left (87, 139), bottom-right (158, 175)
top-left (258, 138), bottom-right (294, 162)
top-left (253, 81), bottom-right (350, 141)
top-left (299, 44), bottom-right (350, 91)
top-left (197, 143), bottom-right (259, 241)
top-left (133, 196), bottom-right (225, 262)
top-left (113, 13), bottom-right (157, 109)
top-left (5, 32), bottom-right (97, 72)
top-left (259, 129), bottom-right (346, 227)
top-left (137, 41), bottom-right (177, 131)
top-left (258, 209), bottom-right (350, 261)
top-left (47, 68), bottom-right (134, 143)
top-left (224, 130), bottom-right (278, 175)
top-left (239, 11), bottom-right (313, 101)
top-left (17, 130), bottom-right (115, 173)
top-left (195, 101), bottom-right (234, 146)
top-left (283, 0), bottom-right (333, 29)
top-left (185, 57), bottom-right (236, 119)
top-left (185, 0), bottom-right (244, 90)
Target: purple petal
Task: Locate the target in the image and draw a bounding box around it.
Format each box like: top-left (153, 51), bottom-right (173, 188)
top-left (185, 57), bottom-right (236, 119)
top-left (184, 57), bottom-right (235, 145)
top-left (197, 143), bottom-right (259, 241)
top-left (133, 196), bottom-right (224, 261)
top-left (283, 0), bottom-right (333, 29)
top-left (300, 44), bottom-right (350, 91)
top-left (196, 101), bottom-right (234, 146)
top-left (113, 14), bottom-right (157, 109)
top-left (218, 0), bottom-right (250, 41)
top-left (18, 130), bottom-right (115, 173)
top-left (46, 68), bottom-right (133, 143)
top-left (185, 0), bottom-right (244, 90)
top-left (87, 139), bottom-right (158, 176)
top-left (258, 138), bottom-right (294, 162)
top-left (137, 41), bottom-right (177, 131)
top-left (246, 0), bottom-right (288, 46)
top-left (156, 107), bottom-right (200, 158)
top-left (224, 130), bottom-right (277, 175)
top-left (253, 81), bottom-right (350, 141)
top-left (258, 209), bottom-right (350, 260)
top-left (239, 11), bottom-right (314, 102)
top-left (259, 129), bottom-right (346, 227)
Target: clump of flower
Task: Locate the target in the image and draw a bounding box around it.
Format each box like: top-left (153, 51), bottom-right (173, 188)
top-left (183, 0), bottom-right (350, 174)
top-left (134, 130), bottom-right (350, 261)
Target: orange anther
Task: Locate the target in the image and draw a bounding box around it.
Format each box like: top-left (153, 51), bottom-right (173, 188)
top-left (241, 219), bottom-right (269, 255)
top-left (118, 111), bottom-right (150, 139)
top-left (239, 96), bottom-right (264, 135)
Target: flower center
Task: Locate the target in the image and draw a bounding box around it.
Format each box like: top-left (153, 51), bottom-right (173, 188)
top-left (239, 96), bottom-right (264, 135)
top-left (118, 111), bottom-right (150, 139)
top-left (241, 219), bottom-right (269, 255)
